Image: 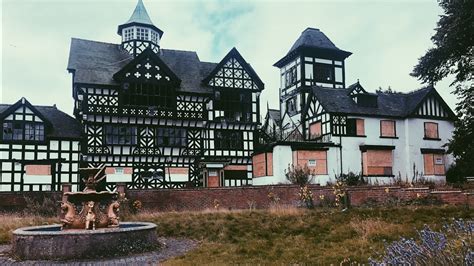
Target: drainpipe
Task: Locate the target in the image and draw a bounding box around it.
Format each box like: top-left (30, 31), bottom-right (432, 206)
top-left (339, 134), bottom-right (343, 177)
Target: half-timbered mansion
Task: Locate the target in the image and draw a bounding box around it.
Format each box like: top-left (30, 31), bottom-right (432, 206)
top-left (67, 0), bottom-right (263, 190)
top-left (256, 28), bottom-right (456, 185)
top-left (0, 98), bottom-right (82, 191)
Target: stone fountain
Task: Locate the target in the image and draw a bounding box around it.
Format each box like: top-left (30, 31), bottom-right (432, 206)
top-left (11, 167), bottom-right (158, 261)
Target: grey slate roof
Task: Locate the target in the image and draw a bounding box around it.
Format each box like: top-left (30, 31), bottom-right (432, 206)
top-left (268, 109), bottom-right (282, 125)
top-left (274, 27), bottom-right (352, 67)
top-left (0, 104), bottom-right (82, 139)
top-left (310, 85), bottom-right (435, 118)
top-left (67, 38), bottom-right (216, 94)
top-left (289, 28), bottom-right (339, 53)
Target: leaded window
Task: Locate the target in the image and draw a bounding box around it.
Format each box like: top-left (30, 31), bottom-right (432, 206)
top-left (314, 64), bottom-right (333, 82)
top-left (215, 130), bottom-right (243, 150)
top-left (137, 27), bottom-right (149, 40)
top-left (122, 83), bottom-right (175, 109)
top-left (105, 125), bottom-right (137, 145)
top-left (214, 89), bottom-right (251, 122)
top-left (2, 122), bottom-right (44, 141)
top-left (156, 128), bottom-right (187, 147)
top-left (124, 28), bottom-right (134, 41)
top-left (151, 31), bottom-right (158, 44)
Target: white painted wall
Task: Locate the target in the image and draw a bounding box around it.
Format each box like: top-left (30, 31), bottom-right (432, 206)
top-left (254, 116), bottom-right (454, 186)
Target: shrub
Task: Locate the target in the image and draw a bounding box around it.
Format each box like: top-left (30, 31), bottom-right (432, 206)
top-left (298, 185), bottom-right (314, 209)
top-left (285, 164), bottom-right (314, 186)
top-left (337, 172), bottom-right (366, 186)
top-left (369, 219), bottom-right (473, 265)
top-left (446, 164), bottom-right (468, 184)
top-left (23, 195), bottom-right (60, 217)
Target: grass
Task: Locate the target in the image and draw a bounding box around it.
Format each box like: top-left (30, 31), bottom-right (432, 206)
top-left (1, 205), bottom-right (471, 264)
top-left (129, 205), bottom-right (472, 264)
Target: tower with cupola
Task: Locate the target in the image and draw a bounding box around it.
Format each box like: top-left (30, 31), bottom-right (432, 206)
top-left (117, 0), bottom-right (163, 56)
top-left (273, 28), bottom-right (351, 132)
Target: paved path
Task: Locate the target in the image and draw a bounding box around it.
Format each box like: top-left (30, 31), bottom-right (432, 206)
top-left (0, 237), bottom-right (198, 265)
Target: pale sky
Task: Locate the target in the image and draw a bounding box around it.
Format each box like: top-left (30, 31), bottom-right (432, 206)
top-left (1, 0), bottom-right (457, 117)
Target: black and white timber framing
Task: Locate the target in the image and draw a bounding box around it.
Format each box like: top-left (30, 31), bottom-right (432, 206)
top-left (0, 98), bottom-right (82, 191)
top-left (67, 0), bottom-right (264, 189)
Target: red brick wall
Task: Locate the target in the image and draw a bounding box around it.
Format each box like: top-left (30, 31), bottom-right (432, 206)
top-left (1, 186), bottom-right (472, 212)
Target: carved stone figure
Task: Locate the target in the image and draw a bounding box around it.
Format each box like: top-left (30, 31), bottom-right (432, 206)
top-left (107, 201), bottom-right (120, 227)
top-left (84, 201), bottom-right (96, 230)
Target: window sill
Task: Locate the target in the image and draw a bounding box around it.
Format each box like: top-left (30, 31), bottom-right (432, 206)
top-left (363, 175), bottom-right (395, 177)
top-left (345, 135), bottom-right (366, 138)
top-left (423, 137), bottom-right (441, 141)
top-left (379, 136), bottom-right (398, 139)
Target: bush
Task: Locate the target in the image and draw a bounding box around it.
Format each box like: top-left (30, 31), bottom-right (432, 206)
top-left (337, 172), bottom-right (366, 186)
top-left (23, 195), bottom-right (60, 217)
top-left (285, 164), bottom-right (314, 186)
top-left (446, 164), bottom-right (468, 184)
top-left (369, 219), bottom-right (473, 265)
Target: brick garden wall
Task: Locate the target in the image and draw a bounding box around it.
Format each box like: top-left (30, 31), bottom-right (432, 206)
top-left (0, 186), bottom-right (472, 212)
top-left (126, 185), bottom-right (474, 211)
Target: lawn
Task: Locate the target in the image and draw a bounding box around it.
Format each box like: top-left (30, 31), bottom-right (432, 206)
top-left (1, 205), bottom-right (472, 264)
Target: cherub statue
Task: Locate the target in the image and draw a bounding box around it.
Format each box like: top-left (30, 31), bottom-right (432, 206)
top-left (85, 201), bottom-right (96, 230)
top-left (82, 165), bottom-right (107, 192)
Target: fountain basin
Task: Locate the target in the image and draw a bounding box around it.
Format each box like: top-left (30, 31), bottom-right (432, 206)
top-left (12, 222), bottom-right (158, 261)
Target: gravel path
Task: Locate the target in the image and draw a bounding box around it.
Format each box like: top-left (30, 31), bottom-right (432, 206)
top-left (0, 237), bottom-right (198, 265)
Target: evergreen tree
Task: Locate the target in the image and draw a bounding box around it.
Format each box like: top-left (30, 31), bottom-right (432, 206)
top-left (411, 0), bottom-right (474, 179)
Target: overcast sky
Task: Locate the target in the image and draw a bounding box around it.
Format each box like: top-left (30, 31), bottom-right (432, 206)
top-left (1, 0), bottom-right (457, 117)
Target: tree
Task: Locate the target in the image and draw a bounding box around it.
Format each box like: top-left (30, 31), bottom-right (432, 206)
top-left (411, 0), bottom-right (474, 178)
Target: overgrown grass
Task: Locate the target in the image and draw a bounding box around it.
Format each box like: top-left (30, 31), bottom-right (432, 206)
top-left (1, 206), bottom-right (471, 264)
top-left (0, 214), bottom-right (57, 244)
top-left (129, 205), bottom-right (472, 264)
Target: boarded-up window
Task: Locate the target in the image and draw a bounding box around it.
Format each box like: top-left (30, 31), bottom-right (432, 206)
top-left (356, 119), bottom-right (365, 136)
top-left (309, 121), bottom-right (322, 139)
top-left (347, 118), bottom-right (365, 136)
top-left (25, 165), bottom-right (51, 175)
top-left (292, 150), bottom-right (327, 175)
top-left (424, 122), bottom-right (439, 139)
top-left (252, 152), bottom-right (273, 177)
top-left (380, 120), bottom-right (396, 137)
top-left (362, 150), bottom-right (393, 176)
top-left (423, 153), bottom-right (445, 175)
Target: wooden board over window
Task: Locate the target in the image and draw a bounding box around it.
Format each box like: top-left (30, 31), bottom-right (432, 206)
top-left (25, 165), bottom-right (51, 175)
top-left (424, 122), bottom-right (439, 139)
top-left (309, 121), bottom-right (322, 139)
top-left (423, 153), bottom-right (445, 175)
top-left (292, 150), bottom-right (327, 175)
top-left (380, 120), bottom-right (396, 137)
top-left (362, 150), bottom-right (393, 176)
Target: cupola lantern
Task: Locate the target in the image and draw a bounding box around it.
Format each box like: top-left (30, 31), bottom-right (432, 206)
top-left (117, 0), bottom-right (163, 57)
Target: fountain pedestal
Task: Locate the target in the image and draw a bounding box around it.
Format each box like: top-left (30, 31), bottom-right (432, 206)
top-left (11, 167), bottom-right (159, 260)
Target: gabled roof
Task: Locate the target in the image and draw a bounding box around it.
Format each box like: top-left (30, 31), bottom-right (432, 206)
top-left (347, 81), bottom-right (367, 95)
top-left (67, 38), bottom-right (215, 94)
top-left (0, 99), bottom-right (82, 139)
top-left (267, 109), bottom-right (282, 125)
top-left (0, 98), bottom-right (50, 126)
top-left (113, 47), bottom-right (181, 84)
top-left (308, 85), bottom-right (455, 119)
top-left (274, 28), bottom-right (352, 67)
top-left (202, 47), bottom-right (264, 91)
